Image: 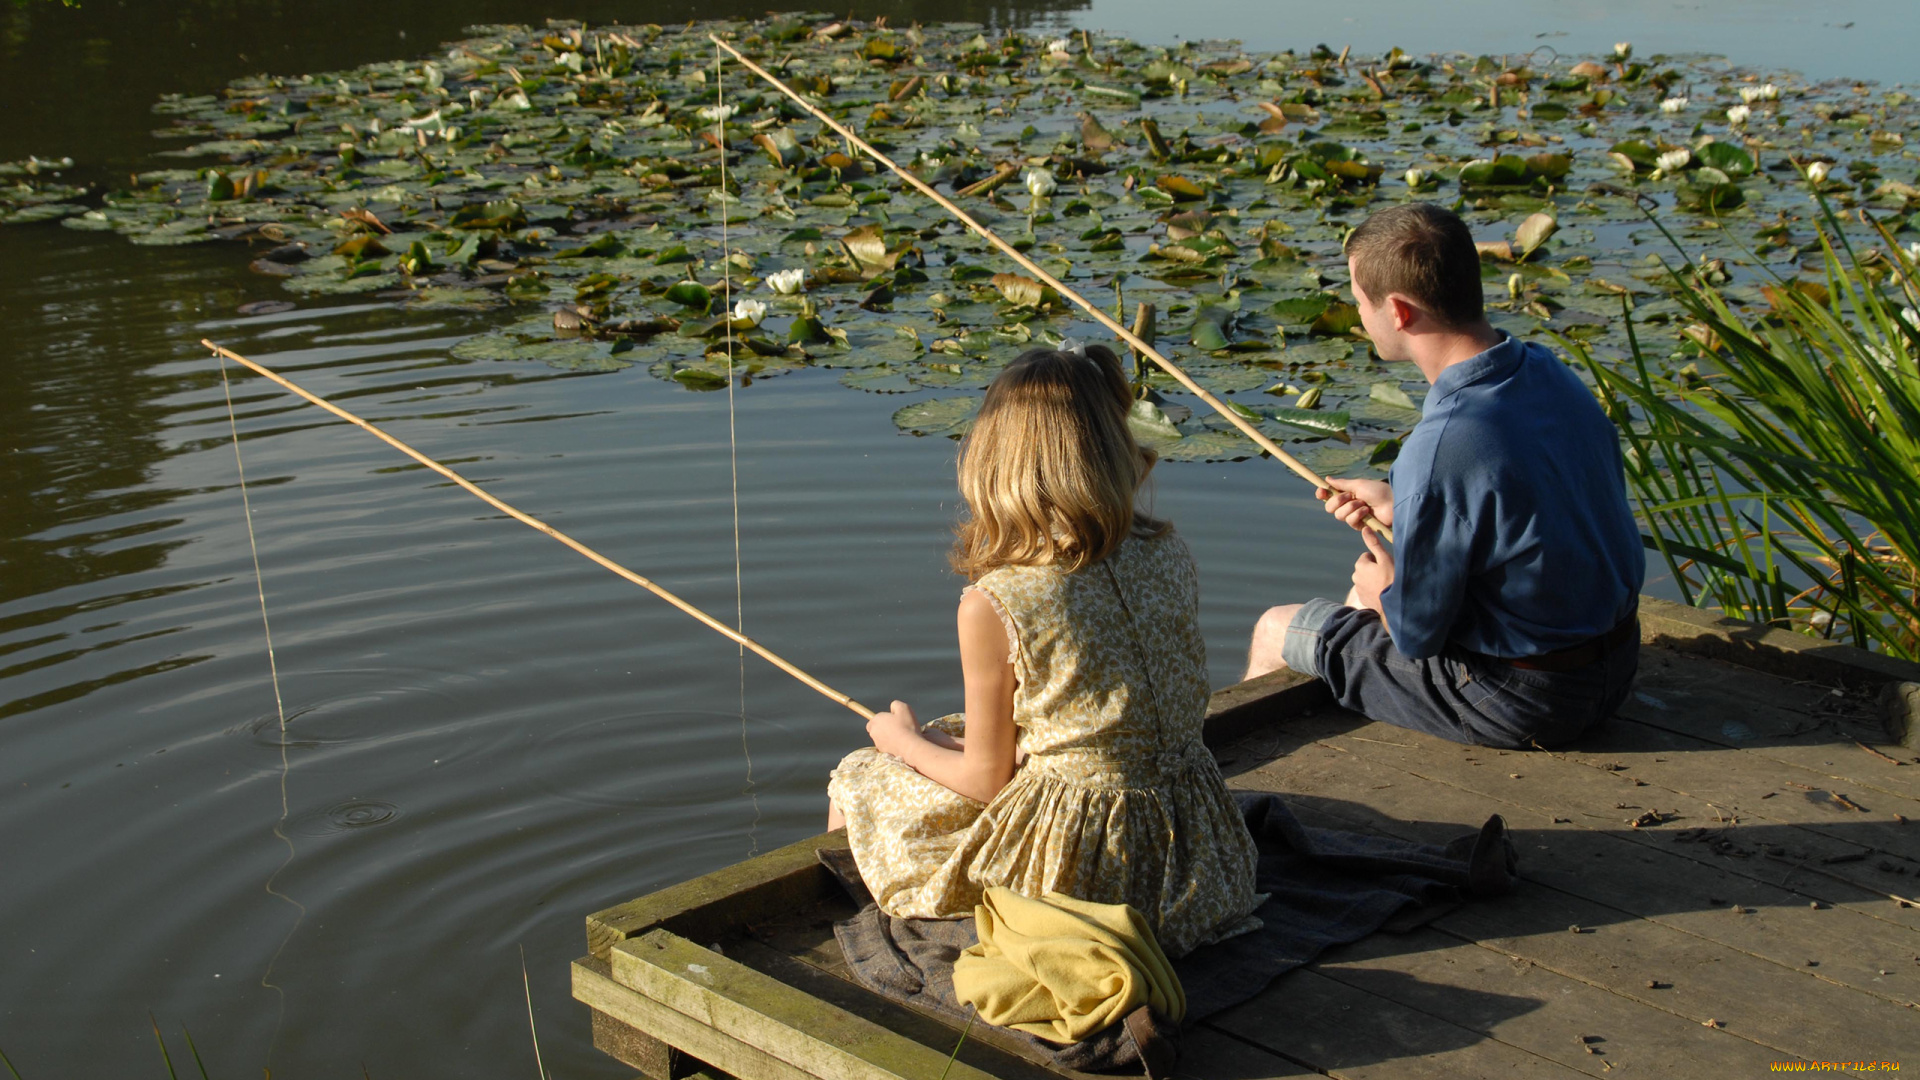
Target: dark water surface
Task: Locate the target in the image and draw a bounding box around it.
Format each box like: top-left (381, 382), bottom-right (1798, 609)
top-left (0, 1), bottom-right (1912, 1076)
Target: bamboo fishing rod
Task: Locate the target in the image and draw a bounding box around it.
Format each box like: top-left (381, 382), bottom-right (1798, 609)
top-left (201, 340), bottom-right (877, 721)
top-left (712, 35), bottom-right (1394, 542)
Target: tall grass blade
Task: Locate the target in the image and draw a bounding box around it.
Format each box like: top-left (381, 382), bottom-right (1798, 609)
top-left (180, 1025), bottom-right (210, 1080)
top-left (0, 1042), bottom-right (23, 1080)
top-left (1562, 195), bottom-right (1920, 658)
top-left (937, 1007), bottom-right (977, 1080)
top-left (149, 1014), bottom-right (179, 1080)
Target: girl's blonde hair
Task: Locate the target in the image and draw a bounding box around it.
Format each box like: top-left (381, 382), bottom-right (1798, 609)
top-left (951, 344), bottom-right (1169, 577)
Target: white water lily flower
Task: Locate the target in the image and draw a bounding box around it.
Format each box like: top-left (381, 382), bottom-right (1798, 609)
top-left (1806, 160), bottom-right (1832, 184)
top-left (1760, 83), bottom-right (1780, 101)
top-left (731, 299), bottom-right (767, 326)
top-left (1904, 242), bottom-right (1920, 263)
top-left (1657, 148), bottom-right (1692, 173)
top-left (1738, 85), bottom-right (1766, 104)
top-left (1902, 306), bottom-right (1920, 329)
top-left (1613, 42), bottom-right (1632, 59)
top-left (1047, 38), bottom-right (1072, 55)
top-left (1660, 96), bottom-right (1688, 113)
top-left (1024, 168), bottom-right (1057, 198)
top-left (1726, 104), bottom-right (1751, 126)
top-left (766, 268), bottom-right (807, 295)
top-left (501, 89), bottom-right (532, 111)
top-left (1404, 167), bottom-right (1430, 187)
top-left (697, 104), bottom-right (737, 124)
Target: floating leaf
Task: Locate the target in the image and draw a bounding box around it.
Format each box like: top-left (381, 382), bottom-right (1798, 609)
top-left (1369, 381), bottom-right (1420, 411)
top-left (1156, 174), bottom-right (1207, 201)
top-left (1265, 405), bottom-right (1351, 438)
top-left (1516, 212), bottom-right (1558, 259)
top-left (1310, 302), bottom-right (1363, 337)
top-left (1127, 398), bottom-right (1183, 441)
top-left (892, 395), bottom-right (981, 437)
top-left (1675, 182), bottom-right (1746, 213)
top-left (1271, 294), bottom-right (1333, 325)
top-left (841, 366), bottom-right (919, 393)
top-left (1459, 156), bottom-right (1530, 189)
top-left (1692, 141), bottom-right (1754, 178)
top-left (663, 281), bottom-right (714, 309)
top-left (1191, 305), bottom-right (1234, 351)
top-left (1155, 430), bottom-right (1258, 462)
top-left (991, 272), bottom-right (1056, 307)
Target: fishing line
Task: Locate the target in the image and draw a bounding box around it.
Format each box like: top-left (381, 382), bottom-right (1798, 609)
top-left (216, 352), bottom-right (306, 1064)
top-left (716, 42), bottom-right (761, 857)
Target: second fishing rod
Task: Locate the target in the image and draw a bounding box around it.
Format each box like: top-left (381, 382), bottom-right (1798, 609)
top-left (709, 34), bottom-right (1395, 543)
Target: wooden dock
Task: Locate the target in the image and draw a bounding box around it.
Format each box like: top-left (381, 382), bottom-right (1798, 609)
top-left (574, 598), bottom-right (1920, 1078)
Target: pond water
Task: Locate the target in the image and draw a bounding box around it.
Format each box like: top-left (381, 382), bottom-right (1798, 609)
top-left (0, 1), bottom-right (1912, 1076)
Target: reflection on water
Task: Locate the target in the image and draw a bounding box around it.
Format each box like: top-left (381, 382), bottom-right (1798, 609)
top-left (0, 0), bottom-right (1903, 1075)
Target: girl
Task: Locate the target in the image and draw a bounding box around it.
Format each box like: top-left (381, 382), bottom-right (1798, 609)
top-left (826, 343), bottom-right (1263, 958)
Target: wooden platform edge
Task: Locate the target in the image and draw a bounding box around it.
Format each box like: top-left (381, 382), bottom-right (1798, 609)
top-left (1637, 595), bottom-right (1920, 747)
top-left (587, 829), bottom-right (851, 960)
top-left (609, 928), bottom-right (998, 1080)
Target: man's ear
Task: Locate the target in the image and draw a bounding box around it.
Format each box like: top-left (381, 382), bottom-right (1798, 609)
top-left (1387, 293), bottom-right (1422, 332)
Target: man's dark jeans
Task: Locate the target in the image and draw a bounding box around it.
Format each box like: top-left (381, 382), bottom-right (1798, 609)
top-left (1283, 599), bottom-right (1638, 749)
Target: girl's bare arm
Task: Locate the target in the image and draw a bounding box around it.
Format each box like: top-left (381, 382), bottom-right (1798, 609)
top-left (863, 591), bottom-right (1017, 804)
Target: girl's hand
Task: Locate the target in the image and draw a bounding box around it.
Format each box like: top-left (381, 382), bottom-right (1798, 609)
top-left (866, 700), bottom-right (922, 760)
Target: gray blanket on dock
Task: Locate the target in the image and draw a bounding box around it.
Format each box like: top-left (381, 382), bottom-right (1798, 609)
top-left (822, 792), bottom-right (1517, 1078)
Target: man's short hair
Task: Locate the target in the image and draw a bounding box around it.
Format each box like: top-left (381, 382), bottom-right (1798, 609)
top-left (1344, 203), bottom-right (1484, 328)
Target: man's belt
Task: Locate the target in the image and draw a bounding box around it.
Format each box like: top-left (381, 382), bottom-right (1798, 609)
top-left (1495, 613), bottom-right (1640, 674)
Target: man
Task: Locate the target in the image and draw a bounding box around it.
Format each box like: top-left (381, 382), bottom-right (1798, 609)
top-left (1245, 203), bottom-right (1643, 749)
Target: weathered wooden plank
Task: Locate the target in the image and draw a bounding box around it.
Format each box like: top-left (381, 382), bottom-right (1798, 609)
top-left (587, 830), bottom-right (850, 960)
top-left (1177, 1027), bottom-right (1318, 1079)
top-left (612, 930), bottom-right (999, 1080)
top-left (593, 1007), bottom-right (704, 1080)
top-left (1230, 740), bottom-right (1920, 1044)
top-left (1310, 926), bottom-right (1787, 1074)
top-left (1435, 885), bottom-right (1920, 1060)
top-left (1262, 744), bottom-right (1920, 1006)
top-left (1567, 714), bottom-right (1920, 864)
top-left (575, 956), bottom-right (814, 1080)
top-left (1202, 666), bottom-right (1329, 749)
top-left (725, 937), bottom-right (1077, 1080)
top-left (1208, 965), bottom-right (1591, 1078)
top-left (1282, 715), bottom-right (1920, 930)
top-left (1638, 596), bottom-right (1920, 690)
top-left (1627, 651), bottom-right (1920, 803)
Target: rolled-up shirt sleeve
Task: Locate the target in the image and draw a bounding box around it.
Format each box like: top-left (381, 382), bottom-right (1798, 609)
top-left (1379, 491), bottom-right (1474, 659)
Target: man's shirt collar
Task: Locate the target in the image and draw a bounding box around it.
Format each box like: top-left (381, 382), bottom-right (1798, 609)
top-left (1424, 331), bottom-right (1526, 416)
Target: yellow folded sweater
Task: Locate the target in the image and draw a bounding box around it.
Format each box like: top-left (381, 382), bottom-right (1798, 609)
top-left (951, 886), bottom-right (1186, 1043)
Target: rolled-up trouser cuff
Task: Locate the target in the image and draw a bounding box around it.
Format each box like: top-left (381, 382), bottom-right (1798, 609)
top-left (1281, 597), bottom-right (1345, 679)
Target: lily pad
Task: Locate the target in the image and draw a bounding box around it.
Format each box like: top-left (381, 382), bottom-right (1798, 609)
top-left (892, 395), bottom-right (981, 437)
top-left (9, 21), bottom-right (1902, 468)
top-left (1369, 381), bottom-right (1420, 411)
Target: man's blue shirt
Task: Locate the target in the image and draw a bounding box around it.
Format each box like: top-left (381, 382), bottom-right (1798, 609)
top-left (1379, 333), bottom-right (1644, 660)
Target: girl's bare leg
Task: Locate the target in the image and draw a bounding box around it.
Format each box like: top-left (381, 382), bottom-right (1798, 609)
top-left (826, 797), bottom-right (845, 832)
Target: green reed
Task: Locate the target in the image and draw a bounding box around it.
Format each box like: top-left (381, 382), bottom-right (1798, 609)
top-left (1559, 196), bottom-right (1920, 659)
